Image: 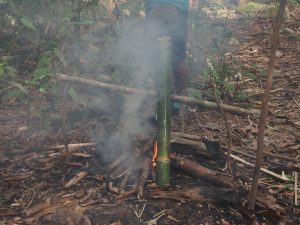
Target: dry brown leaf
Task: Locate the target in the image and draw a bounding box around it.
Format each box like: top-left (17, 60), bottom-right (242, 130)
top-left (221, 218), bottom-right (230, 225)
top-left (25, 203), bottom-right (52, 217)
top-left (64, 171), bottom-right (88, 188)
top-left (78, 215), bottom-right (91, 225)
top-left (74, 189), bottom-right (86, 198)
top-left (256, 193), bottom-right (284, 216)
top-left (24, 207), bottom-right (54, 224)
top-left (2, 191), bottom-right (17, 202)
top-left (110, 221), bottom-right (122, 225)
top-left (3, 174), bottom-right (31, 182)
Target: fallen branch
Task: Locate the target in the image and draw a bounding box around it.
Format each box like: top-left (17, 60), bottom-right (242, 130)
top-left (56, 73), bottom-right (259, 115)
top-left (229, 153), bottom-right (291, 181)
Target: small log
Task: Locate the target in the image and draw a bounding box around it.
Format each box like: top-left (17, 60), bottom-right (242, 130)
top-left (171, 137), bottom-right (209, 158)
top-left (151, 186), bottom-right (234, 203)
top-left (56, 73), bottom-right (259, 115)
top-left (170, 156), bottom-right (233, 189)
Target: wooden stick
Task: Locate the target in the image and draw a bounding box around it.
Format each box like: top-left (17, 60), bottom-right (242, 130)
top-left (229, 153), bottom-right (291, 181)
top-left (248, 0), bottom-right (287, 210)
top-left (46, 142), bottom-right (96, 150)
top-left (295, 172), bottom-right (298, 206)
top-left (56, 73), bottom-right (259, 115)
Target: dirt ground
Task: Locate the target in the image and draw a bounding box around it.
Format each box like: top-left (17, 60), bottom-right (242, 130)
top-left (1, 6), bottom-right (300, 225)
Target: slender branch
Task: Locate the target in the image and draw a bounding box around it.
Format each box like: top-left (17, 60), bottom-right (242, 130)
top-left (212, 88), bottom-right (233, 178)
top-left (248, 0), bottom-right (287, 210)
top-left (56, 73), bottom-right (260, 115)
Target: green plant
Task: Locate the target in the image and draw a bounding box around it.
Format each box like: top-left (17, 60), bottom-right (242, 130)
top-left (0, 62), bottom-right (27, 100)
top-left (288, 0), bottom-right (300, 5)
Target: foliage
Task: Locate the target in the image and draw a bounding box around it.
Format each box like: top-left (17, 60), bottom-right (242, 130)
top-left (200, 24), bottom-right (248, 102)
top-left (0, 62), bottom-right (27, 101)
top-left (288, 0), bottom-right (300, 5)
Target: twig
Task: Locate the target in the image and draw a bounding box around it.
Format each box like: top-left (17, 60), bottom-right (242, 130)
top-left (292, 97), bottom-right (300, 110)
top-left (212, 88), bottom-right (233, 178)
top-left (145, 209), bottom-right (166, 225)
top-left (295, 172), bottom-right (298, 206)
top-left (134, 203), bottom-right (147, 221)
top-left (46, 142), bottom-right (96, 150)
top-left (56, 73), bottom-right (259, 115)
top-left (22, 185), bottom-right (37, 212)
top-left (228, 153), bottom-right (291, 181)
top-left (248, 0), bottom-right (287, 210)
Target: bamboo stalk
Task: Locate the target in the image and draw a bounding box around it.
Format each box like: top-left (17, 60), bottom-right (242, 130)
top-left (156, 37), bottom-right (172, 187)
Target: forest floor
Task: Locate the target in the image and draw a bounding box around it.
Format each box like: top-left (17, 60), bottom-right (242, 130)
top-left (0, 5), bottom-right (300, 225)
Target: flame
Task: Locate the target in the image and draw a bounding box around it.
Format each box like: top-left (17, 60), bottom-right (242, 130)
top-left (152, 140), bottom-right (158, 167)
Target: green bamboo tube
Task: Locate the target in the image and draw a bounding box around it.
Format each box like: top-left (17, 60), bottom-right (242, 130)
top-left (155, 37), bottom-right (171, 188)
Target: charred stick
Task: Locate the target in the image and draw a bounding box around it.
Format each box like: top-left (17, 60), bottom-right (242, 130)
top-left (119, 167), bottom-right (133, 190)
top-left (107, 154), bottom-right (127, 173)
top-left (137, 157), bottom-right (151, 198)
top-left (115, 187), bottom-right (138, 200)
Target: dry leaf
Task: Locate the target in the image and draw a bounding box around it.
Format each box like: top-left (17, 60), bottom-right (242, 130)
top-left (78, 215), bottom-right (91, 225)
top-left (25, 203), bottom-right (51, 217)
top-left (24, 207), bottom-right (54, 223)
top-left (64, 171), bottom-right (88, 188)
top-left (2, 191), bottom-right (17, 202)
top-left (221, 218), bottom-right (230, 225)
top-left (110, 221), bottom-right (122, 225)
top-left (3, 174), bottom-right (31, 182)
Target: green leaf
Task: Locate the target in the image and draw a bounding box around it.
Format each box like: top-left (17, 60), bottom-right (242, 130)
top-left (68, 86), bottom-right (80, 102)
top-left (71, 20), bottom-right (93, 25)
top-left (20, 16), bottom-right (36, 31)
top-left (3, 88), bottom-right (26, 99)
top-left (54, 48), bottom-right (67, 68)
top-left (187, 88), bottom-right (202, 99)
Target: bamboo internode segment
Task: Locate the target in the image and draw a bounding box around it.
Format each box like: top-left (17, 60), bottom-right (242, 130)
top-left (56, 73), bottom-right (260, 115)
top-left (156, 37), bottom-right (172, 188)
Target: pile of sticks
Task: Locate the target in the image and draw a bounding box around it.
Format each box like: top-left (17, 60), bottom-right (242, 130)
top-left (98, 131), bottom-right (234, 202)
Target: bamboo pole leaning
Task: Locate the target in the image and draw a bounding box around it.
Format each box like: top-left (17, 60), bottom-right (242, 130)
top-left (56, 73), bottom-right (260, 116)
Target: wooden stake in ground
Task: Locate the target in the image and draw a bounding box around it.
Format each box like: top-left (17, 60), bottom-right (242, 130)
top-left (248, 0), bottom-right (287, 210)
top-left (156, 37), bottom-right (172, 188)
